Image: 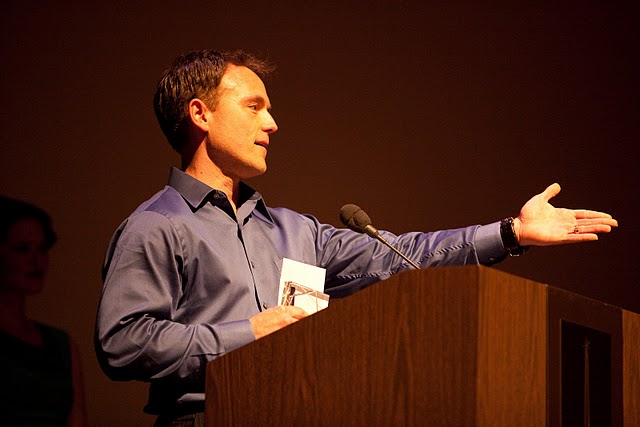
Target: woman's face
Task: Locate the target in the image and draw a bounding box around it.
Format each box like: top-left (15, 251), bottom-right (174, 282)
top-left (0, 218), bottom-right (50, 295)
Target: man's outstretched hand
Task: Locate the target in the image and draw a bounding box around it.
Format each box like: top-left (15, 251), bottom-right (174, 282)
top-left (513, 183), bottom-right (618, 247)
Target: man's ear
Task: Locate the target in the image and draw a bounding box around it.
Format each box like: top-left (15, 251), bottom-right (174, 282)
top-left (188, 98), bottom-right (210, 132)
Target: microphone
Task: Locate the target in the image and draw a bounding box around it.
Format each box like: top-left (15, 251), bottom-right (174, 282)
top-left (339, 204), bottom-right (421, 270)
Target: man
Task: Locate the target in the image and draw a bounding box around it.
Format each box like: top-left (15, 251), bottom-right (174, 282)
top-left (95, 50), bottom-right (617, 425)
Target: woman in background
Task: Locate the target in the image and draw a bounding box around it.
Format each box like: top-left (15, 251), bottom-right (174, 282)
top-left (0, 196), bottom-right (87, 426)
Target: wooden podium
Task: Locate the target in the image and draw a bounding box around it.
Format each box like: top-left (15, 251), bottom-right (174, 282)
top-left (205, 266), bottom-right (639, 426)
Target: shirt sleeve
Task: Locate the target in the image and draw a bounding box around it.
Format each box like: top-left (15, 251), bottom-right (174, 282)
top-left (312, 217), bottom-right (507, 298)
top-left (473, 221), bottom-right (508, 264)
top-left (95, 211), bottom-right (255, 388)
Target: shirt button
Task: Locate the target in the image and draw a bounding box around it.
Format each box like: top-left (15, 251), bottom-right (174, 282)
top-left (263, 302), bottom-right (269, 309)
top-left (251, 261), bottom-right (256, 268)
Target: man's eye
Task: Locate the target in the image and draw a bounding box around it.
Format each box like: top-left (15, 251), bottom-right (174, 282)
top-left (248, 105), bottom-right (258, 111)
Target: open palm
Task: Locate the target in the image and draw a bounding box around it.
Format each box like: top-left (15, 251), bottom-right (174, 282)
top-left (515, 183), bottom-right (617, 247)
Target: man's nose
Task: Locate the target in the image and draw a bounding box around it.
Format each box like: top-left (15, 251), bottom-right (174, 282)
top-left (262, 113), bottom-right (278, 134)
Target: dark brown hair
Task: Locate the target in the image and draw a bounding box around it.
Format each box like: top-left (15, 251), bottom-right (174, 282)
top-left (0, 196), bottom-right (57, 248)
top-left (153, 50), bottom-right (274, 152)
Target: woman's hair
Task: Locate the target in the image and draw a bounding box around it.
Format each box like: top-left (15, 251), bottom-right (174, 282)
top-left (0, 196), bottom-right (57, 248)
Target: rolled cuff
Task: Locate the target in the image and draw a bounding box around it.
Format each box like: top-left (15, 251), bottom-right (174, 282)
top-left (217, 319), bottom-right (256, 353)
top-left (474, 221), bottom-right (508, 265)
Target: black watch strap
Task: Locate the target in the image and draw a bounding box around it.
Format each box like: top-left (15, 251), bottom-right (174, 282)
top-left (500, 217), bottom-right (530, 256)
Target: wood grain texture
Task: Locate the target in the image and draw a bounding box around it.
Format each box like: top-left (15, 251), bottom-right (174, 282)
top-left (475, 268), bottom-right (547, 426)
top-left (206, 266), bottom-right (480, 425)
top-left (623, 309), bottom-right (640, 426)
top-left (205, 266), bottom-right (637, 426)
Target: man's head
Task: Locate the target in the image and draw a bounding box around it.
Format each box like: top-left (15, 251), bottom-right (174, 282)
top-left (153, 50), bottom-right (274, 153)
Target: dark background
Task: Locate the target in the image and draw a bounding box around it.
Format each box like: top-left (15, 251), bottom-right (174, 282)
top-left (1, 2), bottom-right (637, 425)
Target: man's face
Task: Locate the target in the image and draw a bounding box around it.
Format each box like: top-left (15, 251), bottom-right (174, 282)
top-left (204, 65), bottom-right (278, 181)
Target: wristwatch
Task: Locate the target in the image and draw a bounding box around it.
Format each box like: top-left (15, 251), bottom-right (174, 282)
top-left (500, 217), bottom-right (530, 256)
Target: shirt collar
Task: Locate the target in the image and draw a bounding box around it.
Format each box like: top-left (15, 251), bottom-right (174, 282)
top-left (167, 167), bottom-right (273, 222)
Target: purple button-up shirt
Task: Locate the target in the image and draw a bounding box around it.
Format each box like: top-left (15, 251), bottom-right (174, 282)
top-left (95, 167), bottom-right (506, 414)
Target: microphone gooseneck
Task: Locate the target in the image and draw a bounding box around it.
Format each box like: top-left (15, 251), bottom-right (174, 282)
top-left (339, 204), bottom-right (420, 270)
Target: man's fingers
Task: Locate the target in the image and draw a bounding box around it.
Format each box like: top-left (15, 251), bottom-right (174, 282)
top-left (250, 306), bottom-right (310, 339)
top-left (283, 305), bottom-right (309, 319)
top-left (564, 234), bottom-right (600, 243)
top-left (575, 224), bottom-right (613, 234)
top-left (576, 217), bottom-right (618, 228)
top-left (573, 209), bottom-right (616, 221)
top-left (541, 183), bottom-right (561, 201)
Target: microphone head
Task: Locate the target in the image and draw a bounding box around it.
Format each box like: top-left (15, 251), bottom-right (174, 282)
top-left (339, 204), bottom-right (372, 234)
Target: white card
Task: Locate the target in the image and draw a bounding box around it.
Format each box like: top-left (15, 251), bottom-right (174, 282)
top-left (277, 258), bottom-right (328, 313)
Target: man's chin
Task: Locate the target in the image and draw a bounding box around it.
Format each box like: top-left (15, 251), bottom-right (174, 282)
top-left (241, 164), bottom-right (267, 180)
